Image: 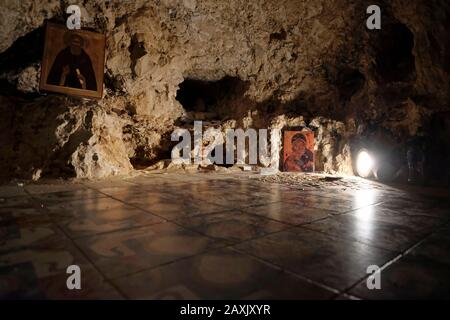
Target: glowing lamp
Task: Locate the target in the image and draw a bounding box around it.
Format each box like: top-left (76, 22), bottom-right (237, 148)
top-left (356, 149), bottom-right (375, 178)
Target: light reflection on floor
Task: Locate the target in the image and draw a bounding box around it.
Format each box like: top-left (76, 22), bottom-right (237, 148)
top-left (0, 172), bottom-right (449, 299)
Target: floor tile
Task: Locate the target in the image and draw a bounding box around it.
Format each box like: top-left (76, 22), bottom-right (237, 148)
top-left (127, 175), bottom-right (182, 186)
top-left (302, 208), bottom-right (443, 252)
top-left (1, 172), bottom-right (449, 299)
top-left (175, 211), bottom-right (290, 244)
top-left (82, 179), bottom-right (137, 189)
top-left (128, 196), bottom-right (227, 220)
top-left (31, 189), bottom-right (107, 205)
top-left (241, 202), bottom-right (335, 225)
top-left (298, 195), bottom-right (364, 213)
top-left (113, 248), bottom-right (335, 299)
top-left (0, 196), bottom-right (37, 209)
top-left (96, 186), bottom-right (172, 201)
top-left (0, 207), bottom-right (50, 227)
top-left (44, 197), bottom-right (128, 216)
top-left (349, 255), bottom-right (450, 299)
top-left (75, 222), bottom-right (220, 278)
top-left (348, 205), bottom-right (446, 228)
top-left (0, 223), bottom-right (66, 254)
top-left (376, 199), bottom-right (450, 219)
top-left (198, 192), bottom-right (279, 208)
top-left (24, 183), bottom-right (87, 195)
top-left (51, 204), bottom-right (165, 239)
top-left (0, 241), bottom-right (122, 299)
top-left (234, 228), bottom-right (395, 291)
top-left (405, 231), bottom-right (450, 266)
top-left (0, 185), bottom-right (27, 198)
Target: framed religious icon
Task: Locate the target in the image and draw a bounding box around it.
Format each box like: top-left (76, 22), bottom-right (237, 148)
top-left (283, 129), bottom-right (315, 172)
top-left (39, 22), bottom-right (106, 99)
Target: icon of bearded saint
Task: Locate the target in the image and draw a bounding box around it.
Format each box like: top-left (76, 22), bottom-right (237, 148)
top-left (46, 32), bottom-right (97, 91)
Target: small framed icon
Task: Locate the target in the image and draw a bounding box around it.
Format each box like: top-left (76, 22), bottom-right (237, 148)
top-left (39, 22), bottom-right (106, 99)
top-left (283, 129), bottom-right (315, 172)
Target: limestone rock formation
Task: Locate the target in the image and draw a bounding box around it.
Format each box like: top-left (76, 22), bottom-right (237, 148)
top-left (0, 95), bottom-right (133, 180)
top-left (0, 0), bottom-right (448, 183)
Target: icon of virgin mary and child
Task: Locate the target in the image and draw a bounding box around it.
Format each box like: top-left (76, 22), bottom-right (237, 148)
top-left (283, 133), bottom-right (314, 172)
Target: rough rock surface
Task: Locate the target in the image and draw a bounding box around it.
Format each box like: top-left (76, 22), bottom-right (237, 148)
top-left (0, 0), bottom-right (449, 182)
top-left (0, 96), bottom-right (134, 180)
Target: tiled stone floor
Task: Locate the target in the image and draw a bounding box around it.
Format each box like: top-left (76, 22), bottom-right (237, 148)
top-left (1, 172), bottom-right (449, 299)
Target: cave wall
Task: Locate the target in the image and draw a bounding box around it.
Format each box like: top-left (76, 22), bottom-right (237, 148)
top-left (0, 0), bottom-right (449, 182)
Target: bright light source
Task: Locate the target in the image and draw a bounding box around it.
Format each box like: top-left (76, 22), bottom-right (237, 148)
top-left (356, 149), bottom-right (375, 178)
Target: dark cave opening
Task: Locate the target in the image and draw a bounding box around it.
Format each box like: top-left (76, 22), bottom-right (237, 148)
top-left (374, 23), bottom-right (416, 82)
top-left (0, 26), bottom-right (45, 97)
top-left (0, 26), bottom-right (44, 73)
top-left (176, 76), bottom-right (249, 120)
top-left (335, 68), bottom-right (365, 102)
